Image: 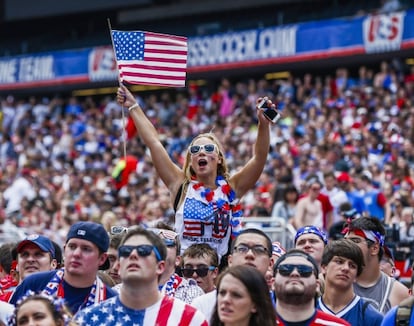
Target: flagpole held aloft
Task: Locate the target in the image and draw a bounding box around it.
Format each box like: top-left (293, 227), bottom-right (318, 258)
top-left (107, 18), bottom-right (128, 161)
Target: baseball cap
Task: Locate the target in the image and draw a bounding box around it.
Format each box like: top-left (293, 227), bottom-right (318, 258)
top-left (361, 170), bottom-right (372, 181)
top-left (16, 234), bottom-right (55, 258)
top-left (66, 221), bottom-right (110, 270)
top-left (337, 172), bottom-right (352, 183)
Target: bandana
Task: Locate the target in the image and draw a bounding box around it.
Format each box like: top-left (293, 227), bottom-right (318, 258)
top-left (272, 241), bottom-right (286, 259)
top-left (350, 228), bottom-right (385, 246)
top-left (42, 269), bottom-right (106, 313)
top-left (295, 225), bottom-right (328, 244)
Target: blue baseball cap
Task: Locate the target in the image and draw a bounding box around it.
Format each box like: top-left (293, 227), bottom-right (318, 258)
top-left (66, 221), bottom-right (110, 270)
top-left (16, 234), bottom-right (55, 258)
top-left (66, 221), bottom-right (109, 253)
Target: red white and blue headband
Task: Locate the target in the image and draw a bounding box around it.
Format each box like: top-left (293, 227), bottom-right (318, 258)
top-left (348, 228), bottom-right (385, 246)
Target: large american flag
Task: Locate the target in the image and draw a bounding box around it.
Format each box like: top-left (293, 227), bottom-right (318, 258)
top-left (111, 30), bottom-right (188, 87)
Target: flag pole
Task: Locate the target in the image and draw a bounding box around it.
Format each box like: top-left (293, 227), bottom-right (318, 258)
top-left (107, 18), bottom-right (128, 162)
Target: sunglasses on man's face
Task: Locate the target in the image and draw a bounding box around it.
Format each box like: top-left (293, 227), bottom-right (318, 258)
top-left (277, 264), bottom-right (314, 278)
top-left (181, 265), bottom-right (216, 278)
top-left (189, 144), bottom-right (217, 155)
top-left (118, 245), bottom-right (162, 261)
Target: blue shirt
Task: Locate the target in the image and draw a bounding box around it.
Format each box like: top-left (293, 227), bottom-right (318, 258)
top-left (10, 270), bottom-right (117, 314)
top-left (318, 295), bottom-right (383, 326)
top-left (381, 306), bottom-right (414, 326)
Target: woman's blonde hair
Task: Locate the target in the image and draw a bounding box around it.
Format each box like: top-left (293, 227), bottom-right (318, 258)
top-left (182, 133), bottom-right (230, 181)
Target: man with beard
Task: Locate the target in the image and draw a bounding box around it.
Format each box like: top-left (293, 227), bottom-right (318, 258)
top-left (273, 249), bottom-right (349, 325)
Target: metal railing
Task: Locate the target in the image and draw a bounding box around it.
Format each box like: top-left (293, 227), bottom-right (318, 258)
top-left (241, 216), bottom-right (296, 250)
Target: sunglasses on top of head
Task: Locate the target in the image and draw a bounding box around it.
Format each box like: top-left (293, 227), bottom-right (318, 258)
top-left (189, 144), bottom-right (217, 155)
top-left (110, 226), bottom-right (129, 235)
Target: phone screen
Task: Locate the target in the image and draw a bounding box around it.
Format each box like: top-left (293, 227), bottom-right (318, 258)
top-left (263, 107), bottom-right (280, 123)
top-left (257, 97), bottom-right (280, 124)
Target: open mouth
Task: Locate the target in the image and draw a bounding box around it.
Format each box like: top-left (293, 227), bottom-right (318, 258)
top-left (198, 159), bottom-right (208, 167)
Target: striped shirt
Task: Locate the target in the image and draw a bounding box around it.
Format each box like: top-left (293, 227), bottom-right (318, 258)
top-left (75, 295), bottom-right (208, 326)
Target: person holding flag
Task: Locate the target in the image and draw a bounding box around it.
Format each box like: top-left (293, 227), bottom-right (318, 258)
top-left (116, 83), bottom-right (273, 263)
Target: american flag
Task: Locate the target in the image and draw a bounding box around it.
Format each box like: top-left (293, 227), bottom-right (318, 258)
top-left (111, 30), bottom-right (188, 87)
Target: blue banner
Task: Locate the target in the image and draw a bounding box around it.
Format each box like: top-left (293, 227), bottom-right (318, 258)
top-left (0, 9), bottom-right (413, 90)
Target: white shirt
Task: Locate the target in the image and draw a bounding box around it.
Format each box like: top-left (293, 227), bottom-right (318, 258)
top-left (191, 289), bottom-right (217, 322)
top-left (0, 301), bottom-right (14, 324)
top-left (3, 176), bottom-right (36, 215)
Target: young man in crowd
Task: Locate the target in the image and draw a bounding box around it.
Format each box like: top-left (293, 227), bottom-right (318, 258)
top-left (181, 243), bottom-right (219, 294)
top-left (318, 239), bottom-right (383, 325)
top-left (344, 216), bottom-right (409, 313)
top-left (75, 227), bottom-right (208, 325)
top-left (151, 223), bottom-right (204, 303)
top-left (294, 225), bottom-right (328, 269)
top-left (273, 249), bottom-right (350, 325)
top-left (105, 233), bottom-right (123, 285)
top-left (0, 234), bottom-right (57, 302)
top-left (9, 221), bottom-right (117, 314)
top-left (191, 228), bottom-right (274, 320)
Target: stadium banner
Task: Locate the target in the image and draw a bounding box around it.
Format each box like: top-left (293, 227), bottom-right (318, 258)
top-left (0, 9), bottom-right (413, 90)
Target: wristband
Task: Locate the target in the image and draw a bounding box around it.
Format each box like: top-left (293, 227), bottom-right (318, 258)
top-left (128, 103), bottom-right (139, 112)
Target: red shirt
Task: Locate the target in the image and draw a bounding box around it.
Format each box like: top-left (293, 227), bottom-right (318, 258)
top-left (276, 309), bottom-right (350, 325)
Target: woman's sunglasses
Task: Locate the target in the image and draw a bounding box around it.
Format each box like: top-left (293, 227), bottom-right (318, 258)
top-left (189, 144), bottom-right (216, 155)
top-left (277, 264), bottom-right (314, 278)
top-left (118, 245), bottom-right (162, 262)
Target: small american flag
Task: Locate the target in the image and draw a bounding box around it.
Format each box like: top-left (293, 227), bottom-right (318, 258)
top-left (111, 30), bottom-right (188, 87)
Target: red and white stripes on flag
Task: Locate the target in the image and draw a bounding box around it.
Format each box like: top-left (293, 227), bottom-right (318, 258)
top-left (111, 30), bottom-right (187, 87)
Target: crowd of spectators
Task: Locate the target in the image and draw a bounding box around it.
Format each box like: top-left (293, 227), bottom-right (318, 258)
top-left (0, 59), bottom-right (414, 249)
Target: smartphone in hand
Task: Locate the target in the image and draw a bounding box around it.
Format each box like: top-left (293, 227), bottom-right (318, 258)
top-left (257, 97), bottom-right (281, 124)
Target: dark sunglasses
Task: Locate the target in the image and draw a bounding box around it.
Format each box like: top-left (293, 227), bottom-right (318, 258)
top-left (233, 244), bottom-right (268, 256)
top-left (118, 245), bottom-right (162, 261)
top-left (181, 266), bottom-right (216, 278)
top-left (189, 144), bottom-right (216, 155)
top-left (277, 264), bottom-right (314, 278)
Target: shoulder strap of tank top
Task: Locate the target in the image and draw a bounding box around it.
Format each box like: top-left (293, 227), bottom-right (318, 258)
top-left (379, 274), bottom-right (393, 313)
